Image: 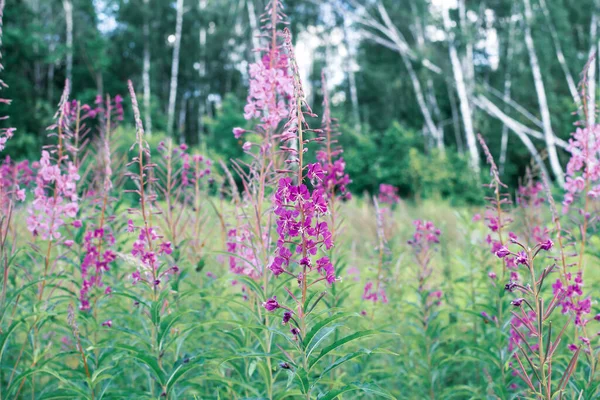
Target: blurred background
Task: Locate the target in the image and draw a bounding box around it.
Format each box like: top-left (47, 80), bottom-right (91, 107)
top-left (3, 0), bottom-right (596, 203)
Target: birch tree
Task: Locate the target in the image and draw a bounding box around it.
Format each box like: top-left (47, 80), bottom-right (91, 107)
top-left (197, 0), bottom-right (207, 145)
top-left (352, 1), bottom-right (444, 150)
top-left (63, 0), bottom-right (73, 92)
top-left (246, 0), bottom-right (261, 64)
top-left (442, 6), bottom-right (478, 170)
top-left (143, 0), bottom-right (152, 136)
top-left (522, 0), bottom-right (564, 184)
top-left (539, 0), bottom-right (580, 106)
top-left (342, 13), bottom-right (361, 133)
top-left (499, 12), bottom-right (517, 175)
top-left (587, 4), bottom-right (597, 127)
top-left (167, 0), bottom-right (184, 137)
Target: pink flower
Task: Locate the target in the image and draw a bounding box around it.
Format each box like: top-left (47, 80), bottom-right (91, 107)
top-left (495, 247), bottom-right (510, 258)
top-left (378, 184), bottom-right (400, 205)
top-left (263, 296), bottom-right (280, 312)
top-left (233, 127), bottom-right (246, 139)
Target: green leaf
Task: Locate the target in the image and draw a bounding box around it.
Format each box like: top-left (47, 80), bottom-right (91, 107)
top-left (306, 325), bottom-right (338, 359)
top-left (303, 312), bottom-right (358, 349)
top-left (309, 330), bottom-right (393, 370)
top-left (113, 344), bottom-right (165, 385)
top-left (166, 362), bottom-right (203, 395)
top-left (317, 382), bottom-right (396, 400)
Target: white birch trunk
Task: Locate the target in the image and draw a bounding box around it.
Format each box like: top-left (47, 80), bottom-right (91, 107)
top-left (588, 8), bottom-right (597, 127)
top-left (522, 0), bottom-right (564, 185)
top-left (246, 0), bottom-right (261, 63)
top-left (143, 0), bottom-right (152, 136)
top-left (475, 95), bottom-right (570, 150)
top-left (458, 0), bottom-right (474, 94)
top-left (539, 0), bottom-right (580, 106)
top-left (178, 95), bottom-right (187, 144)
top-left (442, 7), bottom-right (478, 170)
top-left (500, 11), bottom-right (517, 175)
top-left (198, 0), bottom-right (207, 144)
top-left (63, 0), bottom-right (73, 92)
top-left (167, 0), bottom-right (184, 137)
top-left (447, 81), bottom-right (464, 153)
top-left (343, 16), bottom-right (361, 133)
top-left (473, 96), bottom-right (550, 181)
top-left (375, 3), bottom-right (442, 149)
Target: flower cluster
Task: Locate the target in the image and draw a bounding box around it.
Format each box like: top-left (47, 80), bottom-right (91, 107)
top-left (315, 72), bottom-right (351, 201)
top-left (562, 124), bottom-right (600, 213)
top-left (129, 223), bottom-right (178, 287)
top-left (0, 49), bottom-right (13, 152)
top-left (551, 272), bottom-right (590, 327)
top-left (157, 141), bottom-right (212, 189)
top-left (0, 156), bottom-right (32, 209)
top-left (126, 81), bottom-right (179, 290)
top-left (261, 28), bottom-right (337, 343)
top-left (79, 226), bottom-right (116, 310)
top-left (497, 238), bottom-right (557, 347)
top-left (0, 126), bottom-right (14, 152)
top-left (362, 281), bottom-right (388, 303)
top-left (82, 94), bottom-right (124, 122)
top-left (269, 177), bottom-right (334, 283)
top-left (408, 219), bottom-right (441, 292)
top-left (226, 225), bottom-right (262, 279)
top-left (243, 0), bottom-right (293, 128)
top-left (27, 150), bottom-right (80, 240)
top-left (378, 184), bottom-right (400, 205)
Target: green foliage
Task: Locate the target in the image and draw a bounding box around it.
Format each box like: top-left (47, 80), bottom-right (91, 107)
top-left (340, 121), bottom-right (483, 203)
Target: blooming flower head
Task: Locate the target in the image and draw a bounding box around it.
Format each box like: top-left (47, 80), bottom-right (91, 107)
top-left (263, 296), bottom-right (280, 312)
top-left (378, 184), bottom-right (400, 205)
top-left (243, 0), bottom-right (293, 129)
top-left (233, 127), bottom-right (245, 139)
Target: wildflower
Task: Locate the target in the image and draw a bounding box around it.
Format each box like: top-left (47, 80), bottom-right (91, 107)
top-left (378, 184), bottom-right (400, 205)
top-left (488, 271), bottom-right (497, 280)
top-left (263, 296), bottom-right (280, 312)
top-left (495, 246), bottom-right (510, 258)
top-left (282, 311), bottom-right (292, 324)
top-left (516, 251), bottom-right (528, 266)
top-left (539, 239), bottom-right (553, 251)
top-left (279, 362), bottom-right (291, 370)
top-left (511, 298), bottom-right (524, 307)
top-left (101, 320), bottom-right (112, 328)
top-left (505, 281), bottom-right (517, 292)
top-left (568, 344), bottom-right (578, 352)
top-left (233, 127), bottom-right (246, 139)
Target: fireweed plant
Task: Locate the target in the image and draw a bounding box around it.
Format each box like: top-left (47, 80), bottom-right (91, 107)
top-left (256, 28), bottom-right (394, 399)
top-left (361, 198), bottom-right (390, 318)
top-left (224, 0), bottom-right (295, 397)
top-left (478, 134), bottom-right (588, 397)
top-left (477, 134), bottom-right (518, 395)
top-left (404, 218), bottom-right (445, 398)
top-left (496, 225), bottom-right (580, 398)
